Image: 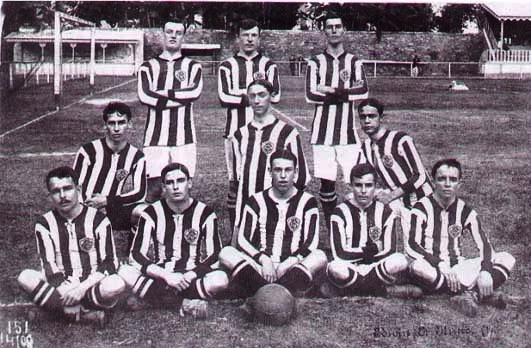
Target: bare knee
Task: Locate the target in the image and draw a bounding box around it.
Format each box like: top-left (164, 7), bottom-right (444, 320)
top-left (383, 253), bottom-right (408, 274)
top-left (204, 270), bottom-right (229, 296)
top-left (494, 252), bottom-right (515, 272)
top-left (218, 246), bottom-right (244, 271)
top-left (409, 258), bottom-right (436, 281)
top-left (302, 249), bottom-right (327, 273)
top-left (117, 264), bottom-right (140, 288)
top-left (17, 269), bottom-right (43, 293)
top-left (100, 274), bottom-right (126, 297)
top-left (327, 260), bottom-right (350, 281)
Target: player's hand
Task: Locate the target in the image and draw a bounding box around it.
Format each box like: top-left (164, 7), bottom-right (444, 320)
top-left (275, 256), bottom-right (299, 279)
top-left (56, 281), bottom-right (77, 296)
top-left (441, 269), bottom-right (460, 293)
top-left (259, 255), bottom-right (277, 283)
top-left (61, 285), bottom-right (87, 306)
top-left (183, 271), bottom-right (197, 283)
top-left (317, 85), bottom-right (335, 94)
top-left (86, 194), bottom-right (107, 209)
top-left (165, 272), bottom-right (190, 292)
top-left (477, 271), bottom-right (494, 299)
top-left (361, 242), bottom-right (379, 264)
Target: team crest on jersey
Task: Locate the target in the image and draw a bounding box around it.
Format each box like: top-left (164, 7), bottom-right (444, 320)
top-left (339, 69), bottom-right (351, 82)
top-left (287, 216), bottom-right (301, 232)
top-left (253, 71), bottom-right (266, 80)
top-left (368, 226), bottom-right (382, 242)
top-left (448, 224), bottom-right (462, 238)
top-left (175, 70), bottom-right (187, 82)
top-left (382, 154), bottom-right (394, 168)
top-left (184, 228), bottom-right (199, 245)
top-left (261, 141), bottom-right (275, 155)
top-left (115, 169), bottom-right (129, 182)
top-left (79, 237), bottom-right (94, 252)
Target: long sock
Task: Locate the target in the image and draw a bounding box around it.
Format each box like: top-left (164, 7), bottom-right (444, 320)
top-left (28, 280), bottom-right (63, 312)
top-left (231, 261), bottom-right (267, 297)
top-left (278, 264), bottom-right (312, 292)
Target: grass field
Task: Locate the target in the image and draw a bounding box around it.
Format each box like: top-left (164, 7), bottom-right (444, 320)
top-left (0, 75), bottom-right (529, 348)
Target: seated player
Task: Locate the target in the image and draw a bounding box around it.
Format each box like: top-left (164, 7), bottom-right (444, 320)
top-left (324, 163), bottom-right (416, 297)
top-left (73, 102), bottom-right (146, 252)
top-left (219, 150), bottom-right (327, 297)
top-left (407, 159), bottom-right (515, 316)
top-left (118, 163), bottom-right (228, 317)
top-left (17, 167), bottom-right (125, 325)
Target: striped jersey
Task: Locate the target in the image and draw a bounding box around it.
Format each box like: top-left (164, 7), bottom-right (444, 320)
top-left (35, 206), bottom-right (118, 286)
top-left (131, 199), bottom-right (221, 277)
top-left (407, 195), bottom-right (494, 271)
top-left (138, 55), bottom-right (202, 147)
top-left (231, 118), bottom-right (310, 227)
top-left (331, 200), bottom-right (396, 262)
top-left (73, 138), bottom-right (146, 207)
top-left (305, 50), bottom-right (368, 145)
top-left (238, 188), bottom-right (319, 263)
top-left (360, 130), bottom-right (432, 207)
top-left (218, 52), bottom-right (281, 137)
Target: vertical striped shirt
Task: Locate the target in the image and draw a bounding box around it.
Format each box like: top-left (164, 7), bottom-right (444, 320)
top-left (305, 51), bottom-right (368, 145)
top-left (238, 188), bottom-right (319, 263)
top-left (232, 118), bottom-right (310, 227)
top-left (218, 52), bottom-right (281, 137)
top-left (73, 138), bottom-right (146, 207)
top-left (138, 55), bottom-right (202, 146)
top-left (35, 207), bottom-right (118, 286)
top-left (360, 130), bottom-right (432, 207)
top-left (331, 200), bottom-right (396, 262)
top-left (407, 195), bottom-right (494, 272)
top-left (131, 199), bottom-right (221, 277)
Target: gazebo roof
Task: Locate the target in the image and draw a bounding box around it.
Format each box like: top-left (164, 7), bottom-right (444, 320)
top-left (5, 28), bottom-right (144, 44)
top-left (482, 2), bottom-right (531, 21)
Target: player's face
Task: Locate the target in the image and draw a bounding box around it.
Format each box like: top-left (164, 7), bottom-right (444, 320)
top-left (351, 173), bottom-right (376, 207)
top-left (162, 169), bottom-right (192, 203)
top-left (359, 105), bottom-right (381, 136)
top-left (48, 177), bottom-right (80, 215)
top-left (324, 18), bottom-right (345, 45)
top-left (433, 165), bottom-right (461, 202)
top-left (248, 84), bottom-right (271, 117)
top-left (163, 22), bottom-right (185, 52)
top-left (238, 26), bottom-right (260, 55)
top-left (104, 112), bottom-right (131, 143)
top-left (270, 158), bottom-right (297, 195)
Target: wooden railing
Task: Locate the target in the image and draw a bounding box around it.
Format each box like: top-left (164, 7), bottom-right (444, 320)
top-left (488, 50), bottom-right (531, 63)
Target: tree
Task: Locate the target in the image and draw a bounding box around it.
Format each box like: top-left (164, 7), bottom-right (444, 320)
top-left (436, 4), bottom-right (478, 33)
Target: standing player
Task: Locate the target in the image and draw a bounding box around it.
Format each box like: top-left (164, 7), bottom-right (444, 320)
top-left (118, 163), bottom-right (228, 317)
top-left (73, 102), bottom-right (146, 251)
top-left (358, 98), bottom-right (432, 234)
top-left (219, 150), bottom-right (327, 297)
top-left (218, 19), bottom-right (281, 227)
top-left (323, 163), bottom-right (419, 298)
top-left (17, 167), bottom-right (124, 325)
top-left (305, 12), bottom-right (369, 226)
top-left (231, 79), bottom-right (309, 244)
top-left (138, 18), bottom-right (203, 202)
top-left (407, 159), bottom-right (515, 317)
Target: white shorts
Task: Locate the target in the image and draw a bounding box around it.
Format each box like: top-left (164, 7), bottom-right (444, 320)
top-left (453, 253), bottom-right (510, 289)
top-left (143, 144), bottom-right (197, 179)
top-left (312, 144), bottom-right (362, 183)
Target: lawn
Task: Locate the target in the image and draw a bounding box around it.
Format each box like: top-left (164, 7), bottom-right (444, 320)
top-left (0, 75), bottom-right (529, 348)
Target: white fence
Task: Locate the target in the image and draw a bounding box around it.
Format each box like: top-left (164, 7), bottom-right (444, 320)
top-left (488, 49), bottom-right (531, 63)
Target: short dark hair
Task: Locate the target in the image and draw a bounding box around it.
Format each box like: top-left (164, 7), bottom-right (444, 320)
top-left (248, 79), bottom-right (274, 94)
top-left (323, 11), bottom-right (344, 25)
top-left (350, 163), bottom-right (377, 184)
top-left (357, 98), bottom-right (384, 116)
top-left (165, 18), bottom-right (187, 34)
top-left (46, 166), bottom-right (78, 191)
top-left (269, 149), bottom-right (297, 168)
top-left (432, 158), bottom-right (462, 179)
top-left (238, 19), bottom-right (260, 33)
top-left (161, 162), bottom-right (191, 181)
top-left (102, 102), bottom-right (132, 122)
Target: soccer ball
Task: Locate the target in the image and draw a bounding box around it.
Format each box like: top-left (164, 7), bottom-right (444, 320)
top-left (251, 284), bottom-right (297, 326)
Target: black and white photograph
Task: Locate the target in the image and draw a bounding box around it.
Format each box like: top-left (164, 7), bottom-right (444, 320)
top-left (0, 1), bottom-right (528, 347)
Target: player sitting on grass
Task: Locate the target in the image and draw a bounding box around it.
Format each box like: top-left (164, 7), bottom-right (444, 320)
top-left (118, 163), bottom-right (228, 318)
top-left (17, 166), bottom-right (125, 326)
top-left (219, 149), bottom-right (327, 297)
top-left (73, 102), bottom-right (146, 254)
top-left (407, 159), bottom-right (515, 317)
top-left (322, 163), bottom-right (421, 298)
